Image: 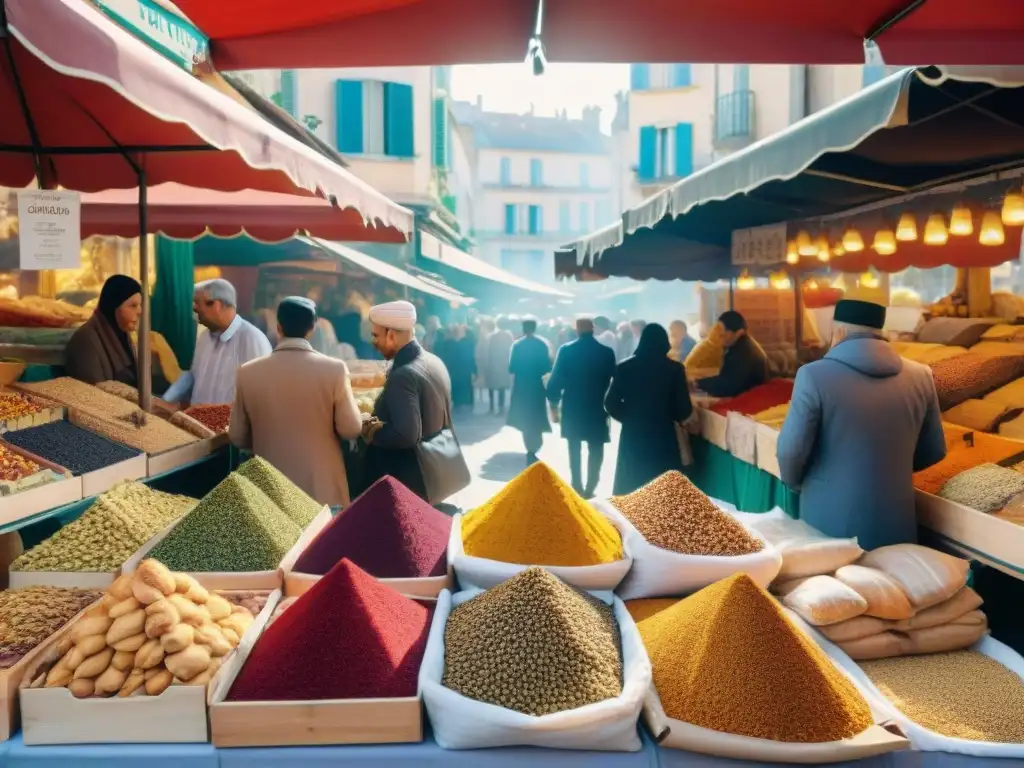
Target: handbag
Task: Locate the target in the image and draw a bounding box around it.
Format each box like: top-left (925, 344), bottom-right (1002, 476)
top-left (415, 379), bottom-right (471, 504)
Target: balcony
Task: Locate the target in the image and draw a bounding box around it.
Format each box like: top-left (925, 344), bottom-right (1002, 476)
top-left (713, 90), bottom-right (755, 150)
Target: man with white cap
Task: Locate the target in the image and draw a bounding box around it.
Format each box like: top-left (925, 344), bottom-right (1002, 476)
top-left (358, 300), bottom-right (467, 502)
top-left (163, 278), bottom-right (271, 405)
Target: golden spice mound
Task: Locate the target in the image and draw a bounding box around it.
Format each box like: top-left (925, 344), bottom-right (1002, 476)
top-left (612, 471), bottom-right (763, 556)
top-left (461, 462), bottom-right (623, 567)
top-left (628, 573), bottom-right (872, 743)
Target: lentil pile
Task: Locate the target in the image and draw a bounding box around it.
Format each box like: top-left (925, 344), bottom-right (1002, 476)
top-left (611, 471), bottom-right (763, 556)
top-left (862, 652), bottom-right (1024, 742)
top-left (0, 390), bottom-right (43, 421)
top-left (183, 404), bottom-right (231, 434)
top-left (227, 558), bottom-right (432, 701)
top-left (461, 462), bottom-right (623, 566)
top-left (711, 380), bottom-right (794, 416)
top-left (4, 421), bottom-right (141, 476)
top-left (0, 586), bottom-right (101, 668)
top-left (236, 456), bottom-right (321, 527)
top-left (928, 353), bottom-right (1024, 411)
top-left (11, 482), bottom-right (195, 572)
top-left (938, 463), bottom-right (1024, 513)
top-left (0, 443), bottom-right (42, 482)
top-left (443, 567), bottom-right (622, 716)
top-left (627, 573), bottom-right (872, 742)
top-left (149, 474), bottom-right (301, 572)
top-left (293, 475), bottom-right (450, 578)
top-left (914, 432), bottom-right (1024, 494)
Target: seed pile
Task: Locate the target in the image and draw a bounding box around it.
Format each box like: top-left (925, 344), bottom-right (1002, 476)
top-left (443, 567), bottom-right (622, 716)
top-left (5, 421), bottom-right (141, 476)
top-left (20, 378), bottom-right (140, 419)
top-left (929, 353), bottom-right (1024, 411)
top-left (711, 380), bottom-right (794, 416)
top-left (862, 652), bottom-right (1024, 742)
top-left (913, 432), bottom-right (1024, 494)
top-left (70, 408), bottom-right (197, 454)
top-left (183, 404), bottom-right (231, 434)
top-left (627, 573), bottom-right (872, 742)
top-left (228, 558), bottom-right (432, 701)
top-left (0, 587), bottom-right (101, 668)
top-left (236, 456), bottom-right (321, 527)
top-left (461, 462), bottom-right (623, 566)
top-left (611, 471), bottom-right (763, 556)
top-left (0, 391), bottom-right (43, 421)
top-left (11, 482), bottom-right (196, 572)
top-left (93, 381), bottom-right (139, 404)
top-left (293, 475), bottom-right (450, 577)
top-left (149, 474), bottom-right (301, 572)
top-left (0, 443), bottom-right (42, 482)
top-left (938, 463), bottom-right (1024, 513)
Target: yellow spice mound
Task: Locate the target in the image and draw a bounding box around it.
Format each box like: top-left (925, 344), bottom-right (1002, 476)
top-left (461, 462), bottom-right (623, 566)
top-left (628, 573), bottom-right (872, 743)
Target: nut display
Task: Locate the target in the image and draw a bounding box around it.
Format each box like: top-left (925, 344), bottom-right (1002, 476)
top-left (93, 381), bottom-right (139, 404)
top-left (11, 482), bottom-right (196, 573)
top-left (27, 561), bottom-right (254, 697)
top-left (0, 442), bottom-right (43, 483)
top-left (216, 590), bottom-right (270, 618)
top-left (0, 587), bottom-right (101, 668)
top-left (4, 421), bottom-right (142, 476)
top-left (0, 390), bottom-right (44, 421)
top-left (236, 456), bottom-right (321, 527)
top-left (443, 567), bottom-right (623, 717)
top-left (182, 404), bottom-right (231, 434)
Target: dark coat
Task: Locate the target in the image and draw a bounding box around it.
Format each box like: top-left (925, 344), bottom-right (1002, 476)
top-left (507, 334), bottom-right (552, 436)
top-left (547, 333), bottom-right (616, 444)
top-left (697, 334), bottom-right (768, 397)
top-left (606, 355), bottom-right (693, 495)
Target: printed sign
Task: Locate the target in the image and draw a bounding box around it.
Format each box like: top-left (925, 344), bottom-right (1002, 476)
top-left (17, 191), bottom-right (81, 271)
top-left (731, 223), bottom-right (788, 266)
top-left (94, 0), bottom-right (209, 73)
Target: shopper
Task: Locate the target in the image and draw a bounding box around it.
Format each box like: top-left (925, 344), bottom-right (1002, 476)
top-left (229, 297), bottom-right (362, 507)
top-left (507, 317), bottom-right (553, 466)
top-left (547, 316), bottom-right (616, 498)
top-left (475, 317), bottom-right (495, 408)
top-left (594, 315), bottom-right (618, 352)
top-left (65, 274), bottom-right (143, 386)
top-left (777, 300), bottom-right (947, 549)
top-left (669, 319), bottom-right (697, 362)
top-left (484, 316), bottom-right (514, 416)
top-left (694, 310), bottom-right (768, 397)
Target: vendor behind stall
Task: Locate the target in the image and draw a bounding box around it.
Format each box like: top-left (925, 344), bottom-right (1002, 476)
top-left (64, 275), bottom-right (142, 386)
top-left (776, 299), bottom-right (947, 550)
top-left (695, 311), bottom-right (768, 397)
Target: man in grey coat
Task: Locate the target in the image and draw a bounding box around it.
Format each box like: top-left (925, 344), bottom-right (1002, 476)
top-left (777, 300), bottom-right (946, 550)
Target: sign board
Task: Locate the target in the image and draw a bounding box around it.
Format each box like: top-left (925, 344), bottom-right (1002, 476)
top-left (94, 0), bottom-right (209, 73)
top-left (731, 223), bottom-right (788, 267)
top-left (17, 191), bottom-right (82, 271)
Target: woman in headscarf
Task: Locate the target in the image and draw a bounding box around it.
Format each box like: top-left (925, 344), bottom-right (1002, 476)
top-left (64, 274), bottom-right (143, 385)
top-left (604, 323), bottom-right (694, 495)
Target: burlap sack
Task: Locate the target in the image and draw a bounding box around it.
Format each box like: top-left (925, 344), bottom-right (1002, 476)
top-left (779, 575), bottom-right (869, 627)
top-left (859, 544), bottom-right (970, 610)
top-left (834, 565), bottom-right (915, 621)
top-left (839, 631), bottom-right (908, 661)
top-left (819, 615), bottom-right (895, 644)
top-left (892, 587), bottom-right (983, 632)
top-left (905, 617), bottom-right (988, 655)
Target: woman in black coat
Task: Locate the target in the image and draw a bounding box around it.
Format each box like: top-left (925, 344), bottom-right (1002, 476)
top-left (605, 323), bottom-right (694, 495)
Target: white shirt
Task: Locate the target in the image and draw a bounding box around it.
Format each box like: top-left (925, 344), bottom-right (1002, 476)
top-left (164, 315), bottom-right (271, 405)
top-left (596, 330), bottom-right (617, 351)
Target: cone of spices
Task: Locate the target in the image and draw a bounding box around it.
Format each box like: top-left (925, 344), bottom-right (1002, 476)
top-left (461, 462), bottom-right (623, 567)
top-left (627, 573), bottom-right (872, 743)
top-left (236, 456), bottom-right (322, 527)
top-left (227, 558), bottom-right (432, 701)
top-left (293, 476), bottom-right (450, 578)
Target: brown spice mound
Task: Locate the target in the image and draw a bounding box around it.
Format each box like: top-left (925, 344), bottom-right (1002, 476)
top-left (611, 471), bottom-right (763, 556)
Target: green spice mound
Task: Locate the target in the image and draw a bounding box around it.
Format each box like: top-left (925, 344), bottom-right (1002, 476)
top-left (11, 482), bottom-right (195, 573)
top-left (149, 474), bottom-right (302, 572)
top-left (236, 456), bottom-right (321, 527)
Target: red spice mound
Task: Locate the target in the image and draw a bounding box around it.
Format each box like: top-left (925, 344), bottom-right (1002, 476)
top-left (227, 558), bottom-right (432, 701)
top-left (711, 380), bottom-right (794, 416)
top-left (293, 476), bottom-right (451, 578)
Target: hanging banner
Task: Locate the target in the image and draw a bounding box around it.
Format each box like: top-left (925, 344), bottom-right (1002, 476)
top-left (731, 223), bottom-right (787, 266)
top-left (17, 191), bottom-right (82, 271)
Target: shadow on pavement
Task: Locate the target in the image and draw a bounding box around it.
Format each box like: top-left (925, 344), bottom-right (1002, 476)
top-left (452, 411), bottom-right (507, 447)
top-left (479, 451), bottom-right (529, 483)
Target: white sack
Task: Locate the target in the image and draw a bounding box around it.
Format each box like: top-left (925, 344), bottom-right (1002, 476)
top-left (733, 508), bottom-right (863, 580)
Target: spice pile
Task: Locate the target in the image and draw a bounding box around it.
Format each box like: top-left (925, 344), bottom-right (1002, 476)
top-left (443, 567), bottom-right (622, 716)
top-left (0, 443), bottom-right (43, 483)
top-left (29, 561), bottom-right (254, 698)
top-left (11, 482), bottom-right (196, 573)
top-left (611, 471), bottom-right (763, 556)
top-left (938, 463), bottom-right (1024, 513)
top-left (293, 476), bottom-right (450, 578)
top-left (0, 587), bottom-right (101, 668)
top-left (0, 390), bottom-right (44, 422)
top-left (929, 353), bottom-right (1024, 411)
top-left (710, 380), bottom-right (794, 416)
top-left (182, 404), bottom-right (231, 434)
top-left (228, 558), bottom-right (431, 701)
top-left (461, 462), bottom-right (623, 567)
top-left (627, 573), bottom-right (872, 742)
top-left (913, 431), bottom-right (1024, 494)
top-left (236, 456), bottom-right (321, 527)
top-left (5, 421), bottom-right (142, 476)
top-left (862, 652), bottom-right (1024, 742)
top-left (149, 474), bottom-right (301, 572)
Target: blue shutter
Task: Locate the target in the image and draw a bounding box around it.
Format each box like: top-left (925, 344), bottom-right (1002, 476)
top-left (383, 82), bottom-right (414, 158)
top-left (862, 64), bottom-right (886, 88)
top-left (432, 96), bottom-right (448, 167)
top-left (499, 157), bottom-right (511, 185)
top-left (630, 64), bottom-right (650, 91)
top-left (528, 205), bottom-right (541, 235)
top-left (280, 70), bottom-right (297, 117)
top-left (579, 202), bottom-right (590, 232)
top-left (334, 79), bottom-right (363, 153)
top-left (580, 162), bottom-right (589, 187)
top-left (674, 123), bottom-right (694, 178)
top-left (734, 64), bottom-right (750, 92)
top-left (530, 158), bottom-right (543, 186)
top-left (559, 201), bottom-right (571, 232)
top-left (638, 125), bottom-right (656, 180)
top-left (671, 64), bottom-right (692, 88)
top-left (504, 204), bottom-right (516, 234)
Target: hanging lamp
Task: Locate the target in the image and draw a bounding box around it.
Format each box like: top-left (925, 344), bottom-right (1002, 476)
top-left (796, 230), bottom-right (817, 257)
top-left (872, 227), bottom-right (897, 255)
top-left (842, 227), bottom-right (864, 252)
top-left (923, 212), bottom-right (948, 245)
top-left (737, 271), bottom-right (756, 290)
top-left (1002, 189), bottom-right (1024, 226)
top-left (896, 212), bottom-right (918, 241)
top-left (785, 240), bottom-right (799, 265)
top-left (979, 211), bottom-right (1005, 246)
top-left (949, 203), bottom-right (973, 236)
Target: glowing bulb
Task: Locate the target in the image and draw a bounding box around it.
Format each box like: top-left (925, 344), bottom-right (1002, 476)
top-left (785, 240), bottom-right (799, 265)
top-left (923, 212), bottom-right (948, 245)
top-left (860, 271), bottom-right (879, 289)
top-left (796, 230), bottom-right (816, 256)
top-left (872, 228), bottom-right (897, 255)
top-left (832, 243), bottom-right (845, 257)
top-left (769, 271), bottom-right (792, 290)
top-left (979, 210), bottom-right (1005, 246)
top-left (842, 228), bottom-right (864, 252)
top-left (1002, 190), bottom-right (1024, 226)
top-left (949, 204), bottom-right (973, 236)
top-left (896, 212), bottom-right (918, 242)
top-left (737, 271), bottom-right (756, 290)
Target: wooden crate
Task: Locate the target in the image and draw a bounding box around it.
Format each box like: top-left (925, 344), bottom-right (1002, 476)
top-left (756, 423), bottom-right (781, 479)
top-left (146, 434), bottom-right (229, 477)
top-left (8, 569), bottom-right (117, 590)
top-left (80, 453), bottom-right (148, 498)
top-left (0, 443), bottom-right (82, 529)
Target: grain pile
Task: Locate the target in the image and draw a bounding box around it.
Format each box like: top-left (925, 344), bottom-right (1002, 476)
top-left (236, 456), bottom-right (321, 527)
top-left (611, 471), bottom-right (763, 556)
top-left (929, 353), bottom-right (1024, 411)
top-left (443, 567), bottom-right (622, 716)
top-left (293, 475), bottom-right (450, 578)
top-left (11, 482), bottom-right (195, 573)
top-left (913, 432), bottom-right (1024, 494)
top-left (5, 421), bottom-right (141, 475)
top-left (149, 474), bottom-right (301, 572)
top-left (0, 587), bottom-right (101, 668)
top-left (461, 462), bottom-right (623, 567)
top-left (70, 407), bottom-right (197, 454)
top-left (227, 558), bottom-right (431, 701)
top-left (20, 378), bottom-right (140, 419)
top-left (93, 381), bottom-right (139, 404)
top-left (862, 652), bottom-right (1024, 742)
top-left (938, 463), bottom-right (1024, 513)
top-left (627, 573), bottom-right (872, 742)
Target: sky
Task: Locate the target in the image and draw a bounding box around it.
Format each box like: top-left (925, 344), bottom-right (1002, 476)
top-left (451, 63), bottom-right (629, 134)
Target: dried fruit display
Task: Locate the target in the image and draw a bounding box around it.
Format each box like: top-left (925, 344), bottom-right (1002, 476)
top-left (182, 404), bottom-right (231, 434)
top-left (0, 442), bottom-right (44, 483)
top-left (0, 587), bottom-right (101, 668)
top-left (216, 591), bottom-right (270, 618)
top-left (5, 421), bottom-right (142, 476)
top-left (0, 391), bottom-right (43, 422)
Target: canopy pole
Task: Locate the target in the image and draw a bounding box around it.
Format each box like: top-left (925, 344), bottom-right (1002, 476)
top-left (728, 277), bottom-right (735, 309)
top-left (792, 269), bottom-right (803, 367)
top-left (137, 172), bottom-right (153, 413)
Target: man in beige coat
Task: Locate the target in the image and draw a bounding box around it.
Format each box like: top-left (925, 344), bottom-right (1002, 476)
top-left (229, 297), bottom-right (362, 507)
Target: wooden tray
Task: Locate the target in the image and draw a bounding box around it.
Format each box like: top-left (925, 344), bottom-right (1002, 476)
top-left (0, 442), bottom-right (81, 529)
top-left (755, 423), bottom-right (781, 479)
top-left (8, 569), bottom-right (118, 590)
top-left (80, 453), bottom-right (148, 498)
top-left (147, 434), bottom-right (228, 477)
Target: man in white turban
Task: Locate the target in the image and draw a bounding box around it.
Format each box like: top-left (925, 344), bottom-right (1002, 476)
top-left (367, 300), bottom-right (418, 358)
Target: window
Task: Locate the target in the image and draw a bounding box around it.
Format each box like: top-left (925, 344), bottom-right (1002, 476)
top-left (528, 205), bottom-right (543, 235)
top-left (280, 70), bottom-right (298, 117)
top-left (334, 78), bottom-right (414, 157)
top-left (596, 199), bottom-right (612, 226)
top-left (530, 158), bottom-right (543, 186)
top-left (504, 204), bottom-right (516, 235)
top-left (670, 64), bottom-right (692, 88)
top-left (733, 64), bottom-right (750, 92)
top-left (559, 200), bottom-right (571, 232)
top-left (580, 162), bottom-right (590, 188)
top-left (499, 157), bottom-right (511, 185)
top-left (630, 63), bottom-right (650, 91)
top-left (674, 123), bottom-right (694, 178)
top-left (578, 202), bottom-right (590, 232)
top-left (432, 97), bottom-right (449, 168)
top-left (639, 123), bottom-right (693, 180)
top-left (383, 82), bottom-right (414, 157)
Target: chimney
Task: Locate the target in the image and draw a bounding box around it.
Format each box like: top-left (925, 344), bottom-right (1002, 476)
top-left (475, 94), bottom-right (483, 110)
top-left (528, 103), bottom-right (535, 116)
top-left (582, 105), bottom-right (601, 130)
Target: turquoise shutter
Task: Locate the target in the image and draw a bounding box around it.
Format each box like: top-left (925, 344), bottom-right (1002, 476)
top-left (638, 126), bottom-right (656, 180)
top-left (671, 64), bottom-right (691, 87)
top-left (528, 205), bottom-right (541, 234)
top-left (432, 97), bottom-right (448, 167)
top-left (505, 204), bottom-right (516, 234)
top-left (334, 79), bottom-right (363, 153)
top-left (530, 158), bottom-right (542, 186)
top-left (734, 64), bottom-right (750, 92)
top-left (559, 201), bottom-right (571, 232)
top-left (500, 157), bottom-right (511, 185)
top-left (630, 64), bottom-right (650, 91)
top-left (674, 123), bottom-right (694, 178)
top-left (384, 82), bottom-right (414, 158)
top-left (280, 70), bottom-right (297, 117)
